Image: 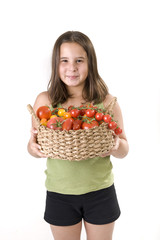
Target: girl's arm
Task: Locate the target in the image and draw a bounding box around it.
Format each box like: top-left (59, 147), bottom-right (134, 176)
top-left (101, 95), bottom-right (129, 159)
top-left (27, 91), bottom-right (51, 158)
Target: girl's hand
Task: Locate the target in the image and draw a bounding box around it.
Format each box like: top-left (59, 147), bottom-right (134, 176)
top-left (100, 135), bottom-right (120, 158)
top-left (27, 127), bottom-right (47, 158)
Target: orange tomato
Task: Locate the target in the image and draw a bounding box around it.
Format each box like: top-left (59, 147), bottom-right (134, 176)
top-left (63, 112), bottom-right (71, 119)
top-left (40, 118), bottom-right (48, 126)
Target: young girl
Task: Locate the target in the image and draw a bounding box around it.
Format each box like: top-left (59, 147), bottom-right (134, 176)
top-left (28, 31), bottom-right (129, 240)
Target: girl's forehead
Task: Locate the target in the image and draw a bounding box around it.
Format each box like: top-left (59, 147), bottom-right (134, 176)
top-left (60, 42), bottom-right (87, 57)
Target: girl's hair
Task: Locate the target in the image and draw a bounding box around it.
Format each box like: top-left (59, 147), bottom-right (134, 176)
top-left (47, 31), bottom-right (109, 107)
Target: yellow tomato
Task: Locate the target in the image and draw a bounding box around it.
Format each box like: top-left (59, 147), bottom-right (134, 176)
top-left (58, 108), bottom-right (66, 117)
top-left (50, 115), bottom-right (57, 118)
top-left (40, 118), bottom-right (48, 126)
top-left (63, 112), bottom-right (71, 119)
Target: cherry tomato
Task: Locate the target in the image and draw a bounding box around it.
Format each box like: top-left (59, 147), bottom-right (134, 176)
top-left (47, 117), bottom-right (64, 130)
top-left (95, 112), bottom-right (104, 121)
top-left (68, 105), bottom-right (74, 112)
top-left (70, 108), bottom-right (80, 118)
top-left (36, 106), bottom-right (51, 120)
top-left (81, 122), bottom-right (91, 129)
top-left (63, 112), bottom-right (71, 119)
top-left (50, 115), bottom-right (57, 118)
top-left (85, 109), bottom-right (96, 118)
top-left (79, 109), bottom-right (86, 116)
top-left (90, 120), bottom-right (99, 128)
top-left (62, 118), bottom-right (73, 131)
top-left (108, 121), bottom-right (117, 130)
top-left (103, 114), bottom-right (112, 123)
top-left (58, 108), bottom-right (66, 117)
top-left (81, 120), bottom-right (99, 129)
top-left (72, 119), bottom-right (82, 130)
top-left (115, 127), bottom-right (122, 135)
top-left (40, 118), bottom-right (48, 126)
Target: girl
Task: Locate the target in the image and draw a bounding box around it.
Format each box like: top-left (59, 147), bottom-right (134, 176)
top-left (28, 31), bottom-right (129, 240)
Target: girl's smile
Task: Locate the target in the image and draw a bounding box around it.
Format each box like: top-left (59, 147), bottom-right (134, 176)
top-left (59, 42), bottom-right (88, 88)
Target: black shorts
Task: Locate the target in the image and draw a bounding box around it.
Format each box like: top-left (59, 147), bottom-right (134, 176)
top-left (44, 184), bottom-right (120, 226)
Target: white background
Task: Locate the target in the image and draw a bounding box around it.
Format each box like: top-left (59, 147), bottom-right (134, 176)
top-left (0, 0), bottom-right (160, 239)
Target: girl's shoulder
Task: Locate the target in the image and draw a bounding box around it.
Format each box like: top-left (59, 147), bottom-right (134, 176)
top-left (103, 93), bottom-right (115, 108)
top-left (33, 91), bottom-right (51, 112)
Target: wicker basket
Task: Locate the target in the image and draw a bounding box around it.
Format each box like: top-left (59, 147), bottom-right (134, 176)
top-left (27, 97), bottom-right (117, 161)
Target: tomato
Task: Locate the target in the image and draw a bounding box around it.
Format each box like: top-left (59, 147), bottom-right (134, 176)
top-left (47, 117), bottom-right (64, 130)
top-left (58, 108), bottom-right (66, 117)
top-left (36, 106), bottom-right (51, 120)
top-left (72, 119), bottom-right (82, 130)
top-left (81, 120), bottom-right (98, 129)
top-left (63, 112), bottom-right (71, 119)
top-left (78, 105), bottom-right (86, 116)
top-left (115, 127), bottom-right (122, 135)
top-left (82, 114), bottom-right (88, 120)
top-left (95, 112), bottom-right (104, 121)
top-left (85, 109), bottom-right (96, 118)
top-left (79, 109), bottom-right (86, 116)
top-left (81, 122), bottom-right (91, 129)
top-left (70, 108), bottom-right (80, 118)
top-left (103, 114), bottom-right (112, 123)
top-left (40, 118), bottom-right (48, 126)
top-left (68, 105), bottom-right (74, 112)
top-left (50, 115), bottom-right (57, 118)
top-left (62, 118), bottom-right (73, 131)
top-left (108, 121), bottom-right (117, 130)
top-left (90, 120), bottom-right (99, 128)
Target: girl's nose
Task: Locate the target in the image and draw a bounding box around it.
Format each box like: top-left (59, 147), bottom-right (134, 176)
top-left (68, 62), bottom-right (77, 71)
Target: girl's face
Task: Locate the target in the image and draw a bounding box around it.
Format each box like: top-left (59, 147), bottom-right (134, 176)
top-left (59, 42), bottom-right (88, 89)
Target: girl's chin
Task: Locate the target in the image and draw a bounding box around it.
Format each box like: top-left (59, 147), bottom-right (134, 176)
top-left (65, 80), bottom-right (81, 87)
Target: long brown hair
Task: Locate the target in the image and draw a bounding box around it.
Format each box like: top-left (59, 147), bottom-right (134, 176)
top-left (47, 31), bottom-right (109, 107)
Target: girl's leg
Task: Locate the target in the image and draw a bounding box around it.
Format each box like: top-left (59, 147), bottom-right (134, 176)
top-left (50, 221), bottom-right (82, 240)
top-left (84, 221), bottom-right (115, 240)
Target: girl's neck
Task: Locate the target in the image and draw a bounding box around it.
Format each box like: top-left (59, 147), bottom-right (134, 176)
top-left (61, 96), bottom-right (88, 108)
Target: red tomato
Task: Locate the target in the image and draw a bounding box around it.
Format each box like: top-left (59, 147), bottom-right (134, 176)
top-left (103, 114), bottom-right (112, 123)
top-left (36, 106), bottom-right (51, 120)
top-left (85, 109), bottom-right (96, 118)
top-left (81, 122), bottom-right (91, 129)
top-left (95, 112), bottom-right (104, 121)
top-left (72, 119), bottom-right (82, 130)
top-left (108, 121), bottom-right (117, 130)
top-left (68, 105), bottom-right (74, 112)
top-left (81, 120), bottom-right (99, 129)
top-left (115, 127), bottom-right (122, 135)
top-left (47, 117), bottom-right (64, 130)
top-left (70, 108), bottom-right (80, 118)
top-left (90, 120), bottom-right (99, 128)
top-left (62, 118), bottom-right (73, 131)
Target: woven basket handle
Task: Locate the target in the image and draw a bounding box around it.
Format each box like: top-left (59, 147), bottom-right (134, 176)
top-left (105, 97), bottom-right (117, 115)
top-left (27, 104), bottom-right (40, 128)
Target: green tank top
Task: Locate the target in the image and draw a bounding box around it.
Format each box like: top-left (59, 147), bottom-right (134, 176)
top-left (44, 102), bottom-right (114, 195)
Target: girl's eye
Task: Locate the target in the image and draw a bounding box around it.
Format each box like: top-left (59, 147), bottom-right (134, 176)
top-left (61, 59), bottom-right (68, 63)
top-left (76, 59), bottom-right (83, 63)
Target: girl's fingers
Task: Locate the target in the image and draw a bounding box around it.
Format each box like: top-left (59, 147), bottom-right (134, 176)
top-left (30, 128), bottom-right (38, 139)
top-left (31, 143), bottom-right (47, 158)
top-left (100, 136), bottom-right (120, 157)
top-left (100, 151), bottom-right (110, 157)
